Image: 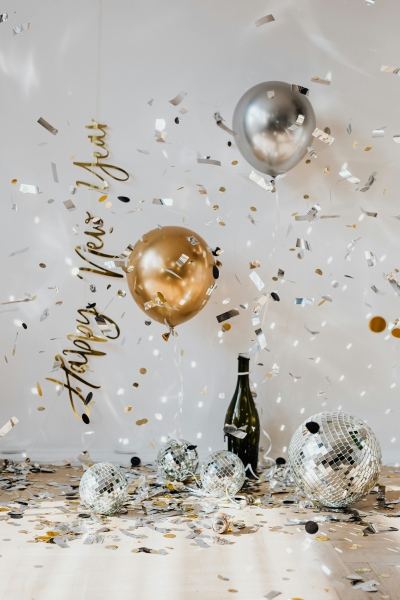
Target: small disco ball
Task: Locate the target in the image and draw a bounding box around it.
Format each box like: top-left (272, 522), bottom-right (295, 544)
top-left (200, 450), bottom-right (245, 498)
top-left (288, 411), bottom-right (382, 508)
top-left (79, 462), bottom-right (128, 515)
top-left (157, 439), bottom-right (199, 481)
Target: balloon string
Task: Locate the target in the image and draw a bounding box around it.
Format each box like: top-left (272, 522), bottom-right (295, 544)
top-left (275, 183), bottom-right (280, 222)
top-left (172, 336), bottom-right (184, 438)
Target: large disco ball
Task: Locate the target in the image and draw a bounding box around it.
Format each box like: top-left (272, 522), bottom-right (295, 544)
top-left (79, 462), bottom-right (128, 515)
top-left (288, 412), bottom-right (381, 508)
top-left (232, 81), bottom-right (316, 178)
top-left (157, 439), bottom-right (199, 481)
top-left (200, 450), bottom-right (245, 498)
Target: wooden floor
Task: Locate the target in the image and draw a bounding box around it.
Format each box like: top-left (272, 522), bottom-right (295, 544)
top-left (0, 464), bottom-right (399, 600)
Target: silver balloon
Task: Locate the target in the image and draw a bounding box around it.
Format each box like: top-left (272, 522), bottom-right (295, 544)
top-left (288, 412), bottom-right (381, 508)
top-left (232, 81), bottom-right (316, 178)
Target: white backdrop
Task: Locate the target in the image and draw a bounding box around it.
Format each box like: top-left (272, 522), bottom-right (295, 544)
top-left (1, 0), bottom-right (400, 465)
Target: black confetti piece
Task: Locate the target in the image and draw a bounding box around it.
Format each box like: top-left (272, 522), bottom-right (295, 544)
top-left (130, 456), bottom-right (141, 467)
top-left (82, 414), bottom-right (90, 425)
top-left (305, 521), bottom-right (319, 534)
top-left (306, 421), bottom-right (320, 434)
top-left (213, 265), bottom-right (220, 279)
top-left (118, 196), bottom-right (130, 203)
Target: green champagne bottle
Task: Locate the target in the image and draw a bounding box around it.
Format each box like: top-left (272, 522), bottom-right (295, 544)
top-left (224, 353), bottom-right (260, 478)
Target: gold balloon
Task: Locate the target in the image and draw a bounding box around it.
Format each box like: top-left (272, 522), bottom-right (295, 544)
top-left (126, 226), bottom-right (216, 328)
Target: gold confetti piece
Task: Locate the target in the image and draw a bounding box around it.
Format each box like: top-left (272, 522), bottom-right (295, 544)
top-left (139, 368), bottom-right (147, 374)
top-left (315, 269), bottom-right (323, 276)
top-left (163, 534), bottom-right (176, 538)
top-left (213, 205), bottom-right (219, 210)
top-left (369, 316), bottom-right (386, 333)
top-left (39, 263), bottom-right (46, 268)
top-left (355, 569), bottom-right (371, 574)
top-left (124, 406), bottom-right (132, 413)
top-left (303, 194), bottom-right (309, 199)
top-left (378, 574), bottom-right (390, 578)
top-left (11, 179), bottom-right (17, 185)
top-left (219, 187), bottom-right (226, 193)
top-left (36, 382), bottom-right (42, 396)
top-left (391, 328), bottom-right (400, 338)
top-left (231, 160), bottom-right (238, 165)
top-left (46, 531), bottom-right (59, 537)
top-left (222, 323), bottom-right (231, 332)
top-left (250, 206), bottom-right (257, 212)
top-left (201, 386), bottom-right (207, 395)
top-left (305, 159), bottom-right (311, 164)
top-left (311, 76), bottom-right (330, 85)
top-left (37, 407), bottom-right (45, 411)
top-left (133, 382), bottom-right (139, 388)
top-left (218, 575), bottom-right (229, 581)
top-left (219, 222), bottom-right (226, 226)
top-left (316, 536), bottom-right (329, 541)
top-left (323, 167), bottom-right (329, 174)
top-left (289, 248), bottom-right (295, 251)
top-left (105, 545), bottom-right (118, 550)
top-left (228, 591), bottom-right (238, 594)
top-left (136, 418), bottom-right (148, 426)
top-left (353, 141), bottom-right (358, 149)
top-left (348, 544), bottom-right (361, 549)
top-left (364, 146), bottom-right (372, 151)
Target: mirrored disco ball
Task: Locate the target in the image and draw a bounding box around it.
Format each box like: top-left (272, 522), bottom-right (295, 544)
top-left (200, 450), bottom-right (245, 498)
top-left (157, 439), bottom-right (199, 481)
top-left (79, 462), bottom-right (128, 515)
top-left (288, 412), bottom-right (381, 508)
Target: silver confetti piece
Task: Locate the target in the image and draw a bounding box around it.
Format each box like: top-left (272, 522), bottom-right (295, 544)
top-left (296, 238), bottom-right (312, 251)
top-left (347, 122), bottom-right (352, 135)
top-left (213, 112), bottom-right (236, 136)
top-left (264, 592), bottom-right (282, 600)
top-left (339, 168), bottom-right (360, 184)
top-left (152, 198), bottom-right (173, 206)
top-left (19, 184), bottom-right (39, 194)
top-left (254, 14), bottom-right (275, 27)
top-left (165, 268), bottom-right (182, 279)
top-left (386, 269), bottom-right (400, 297)
top-left (0, 417), bottom-right (19, 437)
top-left (9, 247), bottom-right (29, 257)
top-left (188, 236), bottom-right (199, 246)
top-left (216, 309), bottom-right (239, 323)
top-left (344, 237), bottom-right (361, 261)
top-left (304, 323), bottom-right (320, 335)
top-left (326, 377), bottom-right (332, 390)
top-left (104, 260), bottom-right (126, 269)
top-left (361, 207), bottom-right (377, 218)
top-left (295, 298), bottom-right (314, 305)
top-left (255, 327), bottom-right (267, 349)
top-left (295, 204), bottom-right (321, 222)
top-left (0, 13), bottom-right (8, 22)
top-left (224, 424), bottom-right (247, 439)
top-left (95, 315), bottom-right (111, 335)
top-left (63, 199), bottom-right (76, 211)
top-left (13, 22), bottom-right (30, 35)
top-left (252, 313), bottom-right (260, 326)
top-left (267, 90), bottom-right (275, 99)
top-left (51, 163), bottom-right (59, 183)
top-left (356, 171), bottom-right (377, 192)
top-left (40, 309), bottom-right (49, 322)
top-left (253, 293), bottom-right (269, 314)
top-left (176, 254), bottom-right (189, 267)
top-left (372, 128), bottom-right (385, 138)
top-left (249, 260), bottom-right (261, 269)
top-left (312, 127), bottom-right (334, 145)
top-left (287, 114), bottom-right (305, 131)
top-left (247, 213), bottom-right (257, 225)
top-left (365, 251), bottom-right (376, 267)
top-left (206, 283), bottom-right (217, 296)
top-left (249, 171), bottom-right (275, 192)
top-left (169, 91), bottom-right (187, 106)
top-left (197, 158), bottom-right (221, 166)
top-left (381, 65), bottom-right (400, 74)
top-left (37, 117), bottom-right (58, 135)
top-left (249, 271), bottom-right (265, 291)
top-left (291, 84), bottom-right (309, 96)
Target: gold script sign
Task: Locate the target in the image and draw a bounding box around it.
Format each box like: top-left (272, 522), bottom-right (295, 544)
top-left (73, 120), bottom-right (129, 191)
top-left (46, 214), bottom-right (121, 421)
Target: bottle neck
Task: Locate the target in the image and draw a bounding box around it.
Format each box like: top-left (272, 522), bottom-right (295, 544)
top-left (237, 355), bottom-right (250, 377)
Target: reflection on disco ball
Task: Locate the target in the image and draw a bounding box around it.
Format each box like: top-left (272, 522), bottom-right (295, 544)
top-left (79, 462), bottom-right (128, 515)
top-left (288, 412), bottom-right (381, 508)
top-left (200, 450), bottom-right (245, 498)
top-left (157, 439), bottom-right (199, 481)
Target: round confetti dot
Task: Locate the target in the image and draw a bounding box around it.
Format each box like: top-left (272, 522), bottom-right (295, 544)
top-left (364, 146), bottom-right (372, 152)
top-left (155, 413), bottom-right (162, 420)
top-left (306, 421), bottom-right (320, 434)
top-left (37, 407), bottom-right (45, 412)
top-left (131, 456), bottom-right (141, 467)
top-left (174, 117), bottom-right (180, 124)
top-left (98, 195), bottom-right (107, 202)
top-left (315, 269), bottom-right (323, 276)
top-left (305, 521), bottom-right (319, 534)
top-left (331, 280), bottom-right (339, 288)
top-left (219, 187), bottom-right (226, 193)
top-left (139, 368), bottom-right (147, 375)
top-left (270, 292), bottom-right (280, 302)
top-left (82, 414), bottom-right (90, 425)
top-left (303, 194), bottom-right (309, 199)
top-left (305, 159), bottom-right (311, 164)
top-left (222, 323), bottom-right (231, 332)
top-left (392, 328), bottom-right (400, 338)
top-left (231, 160), bottom-right (238, 165)
top-left (118, 196), bottom-right (130, 203)
top-left (22, 323), bottom-right (27, 329)
top-left (213, 205), bottom-right (219, 210)
top-left (105, 201), bottom-right (112, 209)
top-left (324, 127), bottom-right (331, 135)
top-left (39, 263), bottom-right (46, 268)
top-left (133, 382), bottom-right (139, 388)
top-left (369, 316), bottom-right (386, 333)
top-left (250, 206), bottom-right (257, 212)
top-left (11, 179), bottom-right (17, 185)
top-left (213, 265), bottom-right (220, 279)
top-left (276, 457), bottom-right (286, 465)
top-left (118, 290), bottom-right (126, 298)
top-left (136, 418), bottom-right (148, 426)
top-left (227, 141), bottom-right (232, 147)
top-left (124, 406), bottom-right (132, 413)
top-left (218, 221), bottom-right (226, 226)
